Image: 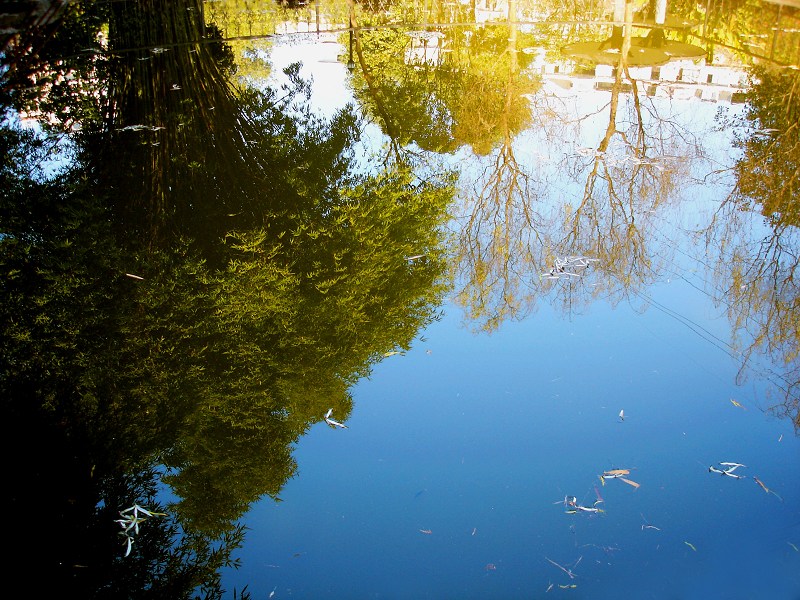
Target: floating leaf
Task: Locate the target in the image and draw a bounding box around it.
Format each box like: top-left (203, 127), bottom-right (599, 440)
top-left (603, 469), bottom-right (630, 476)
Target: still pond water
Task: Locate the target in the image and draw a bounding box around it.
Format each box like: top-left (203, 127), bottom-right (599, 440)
top-left (221, 33), bottom-right (800, 600)
top-left (2, 1), bottom-right (799, 599)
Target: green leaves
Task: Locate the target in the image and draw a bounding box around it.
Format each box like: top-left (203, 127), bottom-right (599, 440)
top-left (2, 4), bottom-right (457, 592)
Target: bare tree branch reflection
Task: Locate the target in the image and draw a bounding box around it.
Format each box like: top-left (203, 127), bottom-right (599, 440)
top-left (455, 0), bottom-right (707, 331)
top-left (453, 2), bottom-right (549, 331)
top-left (550, 0), bottom-right (704, 308)
top-left (706, 67), bottom-right (800, 429)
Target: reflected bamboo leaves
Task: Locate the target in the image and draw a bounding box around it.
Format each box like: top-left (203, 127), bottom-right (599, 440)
top-left (1, 0), bottom-right (457, 585)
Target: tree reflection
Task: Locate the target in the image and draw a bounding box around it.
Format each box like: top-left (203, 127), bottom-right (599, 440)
top-left (454, 0), bottom-right (704, 331)
top-left (1, 0), bottom-right (454, 594)
top-left (98, 0), bottom-right (269, 253)
top-left (452, 8), bottom-right (549, 330)
top-left (451, 23), bottom-right (540, 155)
top-left (0, 122), bottom-right (244, 597)
top-left (551, 0), bottom-right (687, 307)
top-left (708, 66), bottom-right (800, 429)
top-left (346, 0), bottom-right (539, 156)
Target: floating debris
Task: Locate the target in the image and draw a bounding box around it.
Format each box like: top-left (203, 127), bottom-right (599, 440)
top-left (119, 124), bottom-right (165, 132)
top-left (575, 146), bottom-right (604, 158)
top-left (753, 476), bottom-right (783, 501)
top-left (541, 256), bottom-right (599, 281)
top-left (709, 462), bottom-right (745, 478)
top-left (579, 542), bottom-right (620, 555)
top-left (788, 542), bottom-right (798, 552)
top-left (563, 495), bottom-right (604, 514)
top-left (641, 513), bottom-right (661, 531)
top-left (619, 477), bottom-right (641, 489)
top-left (419, 529), bottom-right (432, 535)
top-left (730, 399), bottom-right (746, 410)
top-left (324, 408), bottom-right (348, 429)
top-left (545, 556), bottom-right (581, 579)
top-left (601, 468), bottom-right (630, 478)
top-left (485, 563), bottom-right (497, 571)
top-left (116, 504), bottom-right (166, 557)
top-left (684, 541), bottom-right (697, 552)
top-left (600, 469), bottom-right (640, 488)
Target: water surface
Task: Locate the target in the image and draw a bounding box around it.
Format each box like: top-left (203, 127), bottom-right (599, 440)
top-left (2, 1), bottom-right (799, 598)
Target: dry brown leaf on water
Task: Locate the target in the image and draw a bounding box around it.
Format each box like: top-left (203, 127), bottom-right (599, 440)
top-left (603, 469), bottom-right (630, 476)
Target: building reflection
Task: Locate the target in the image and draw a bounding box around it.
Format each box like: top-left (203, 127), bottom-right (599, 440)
top-left (535, 51), bottom-right (749, 103)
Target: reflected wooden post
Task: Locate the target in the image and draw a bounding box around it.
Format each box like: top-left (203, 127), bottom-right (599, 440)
top-left (347, 0), bottom-right (355, 71)
top-left (654, 0), bottom-right (667, 24)
top-left (701, 0), bottom-right (712, 39)
top-left (796, 29), bottom-right (800, 67)
top-left (650, 0), bottom-right (666, 47)
top-left (508, 0), bottom-right (517, 71)
top-left (613, 0), bottom-right (625, 30)
top-left (769, 4), bottom-right (782, 61)
top-left (605, 0), bottom-right (626, 50)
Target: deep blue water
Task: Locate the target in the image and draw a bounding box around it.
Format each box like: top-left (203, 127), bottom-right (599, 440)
top-left (221, 280), bottom-right (800, 599)
top-left (219, 36), bottom-right (800, 600)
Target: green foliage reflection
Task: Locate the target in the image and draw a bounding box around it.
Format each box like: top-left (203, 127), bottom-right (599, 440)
top-left (0, 0), bottom-right (454, 595)
top-left (348, 19), bottom-right (540, 156)
top-left (714, 66), bottom-right (800, 429)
